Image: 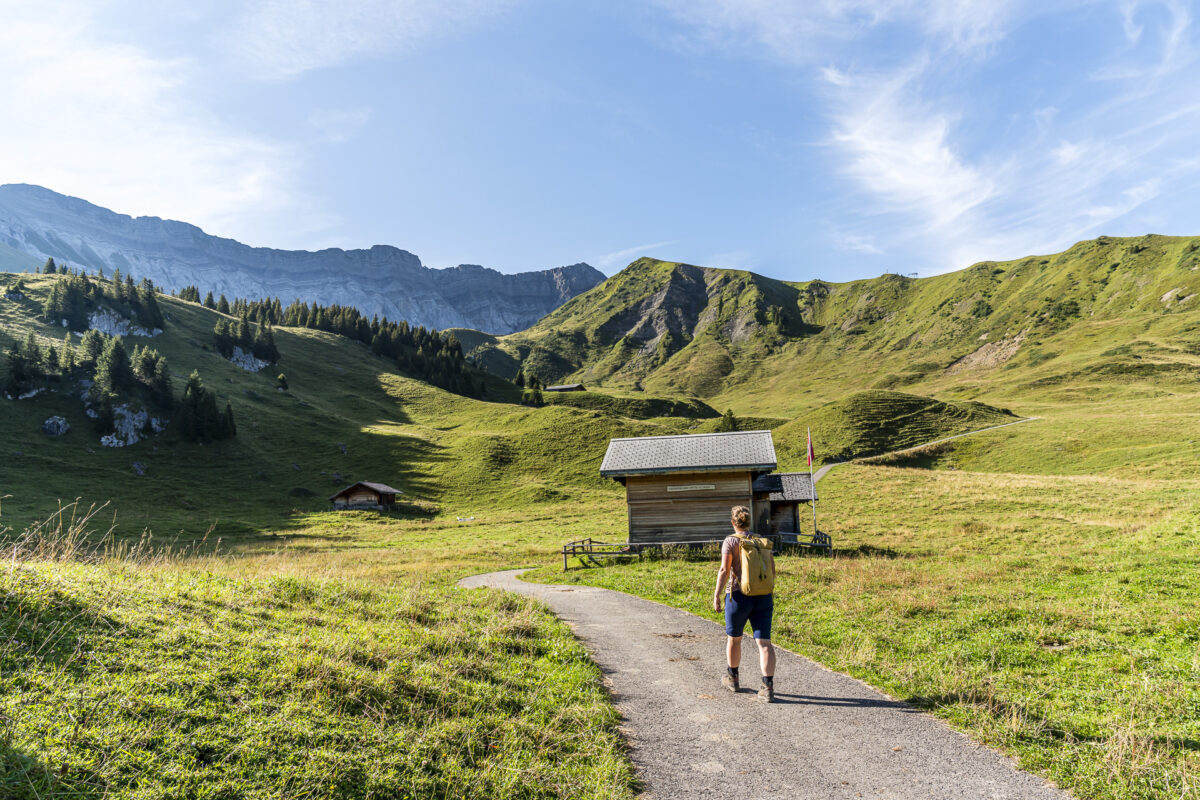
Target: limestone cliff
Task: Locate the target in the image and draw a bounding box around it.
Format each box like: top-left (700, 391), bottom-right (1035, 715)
top-left (0, 184), bottom-right (604, 334)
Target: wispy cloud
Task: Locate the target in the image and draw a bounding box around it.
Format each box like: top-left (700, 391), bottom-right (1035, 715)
top-left (308, 107), bottom-right (374, 143)
top-left (830, 230), bottom-right (884, 255)
top-left (822, 61), bottom-right (995, 234)
top-left (227, 0), bottom-right (517, 80)
top-left (0, 2), bottom-right (331, 247)
top-left (593, 240), bottom-right (679, 272)
top-left (651, 0), bottom-right (1024, 64)
top-left (655, 0), bottom-right (1200, 272)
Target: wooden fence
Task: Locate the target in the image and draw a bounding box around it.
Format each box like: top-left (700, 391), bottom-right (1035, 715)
top-left (561, 531), bottom-right (832, 570)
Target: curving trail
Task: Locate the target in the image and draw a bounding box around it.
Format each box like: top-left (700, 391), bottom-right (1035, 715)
top-left (812, 416), bottom-right (1040, 483)
top-left (460, 569), bottom-right (1068, 800)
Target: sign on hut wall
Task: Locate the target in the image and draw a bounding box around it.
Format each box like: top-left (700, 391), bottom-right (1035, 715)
top-left (667, 484), bottom-right (716, 492)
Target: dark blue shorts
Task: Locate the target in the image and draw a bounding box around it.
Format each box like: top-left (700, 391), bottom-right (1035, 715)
top-left (725, 591), bottom-right (773, 639)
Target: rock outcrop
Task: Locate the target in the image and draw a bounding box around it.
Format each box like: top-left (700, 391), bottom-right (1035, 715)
top-left (0, 184), bottom-right (605, 334)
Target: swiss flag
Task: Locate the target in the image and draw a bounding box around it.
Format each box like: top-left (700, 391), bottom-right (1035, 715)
top-left (807, 429), bottom-right (815, 467)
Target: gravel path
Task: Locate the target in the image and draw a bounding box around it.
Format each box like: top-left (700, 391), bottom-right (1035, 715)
top-left (460, 569), bottom-right (1069, 800)
top-left (813, 416), bottom-right (1040, 484)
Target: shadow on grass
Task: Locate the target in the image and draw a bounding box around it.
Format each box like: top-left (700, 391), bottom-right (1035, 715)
top-left (1, 738), bottom-right (102, 800)
top-left (1, 579), bottom-right (122, 676)
top-left (832, 544), bottom-right (909, 559)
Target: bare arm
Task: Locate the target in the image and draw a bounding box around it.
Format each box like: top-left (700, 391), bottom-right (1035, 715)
top-left (713, 548), bottom-right (733, 611)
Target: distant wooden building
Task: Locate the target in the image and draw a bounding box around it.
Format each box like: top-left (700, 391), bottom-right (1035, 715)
top-left (544, 383), bottom-right (586, 392)
top-left (329, 481), bottom-right (402, 510)
top-left (751, 472), bottom-right (817, 535)
top-left (600, 431), bottom-right (780, 545)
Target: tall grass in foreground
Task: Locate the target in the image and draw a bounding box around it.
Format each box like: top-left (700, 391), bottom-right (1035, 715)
top-left (0, 502), bottom-right (636, 799)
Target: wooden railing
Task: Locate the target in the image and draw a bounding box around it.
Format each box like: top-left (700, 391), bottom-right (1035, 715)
top-left (561, 531), bottom-right (832, 570)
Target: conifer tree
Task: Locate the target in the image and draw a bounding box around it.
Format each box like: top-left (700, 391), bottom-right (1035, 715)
top-left (152, 358), bottom-right (173, 409)
top-left (43, 257), bottom-right (57, 274)
top-left (21, 331), bottom-right (40, 369)
top-left (204, 292), bottom-right (216, 309)
top-left (80, 329), bottom-right (105, 366)
top-left (94, 336), bottom-right (131, 393)
top-left (4, 343), bottom-right (27, 396)
top-left (217, 295), bottom-right (231, 315)
top-left (236, 313), bottom-right (251, 349)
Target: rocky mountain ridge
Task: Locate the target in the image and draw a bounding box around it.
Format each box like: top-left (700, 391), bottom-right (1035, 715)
top-left (0, 184), bottom-right (604, 334)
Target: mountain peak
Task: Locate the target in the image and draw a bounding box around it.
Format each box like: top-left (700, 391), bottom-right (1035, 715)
top-left (0, 184), bottom-right (604, 334)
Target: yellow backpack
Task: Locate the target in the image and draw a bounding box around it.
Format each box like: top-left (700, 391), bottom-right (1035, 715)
top-left (733, 533), bottom-right (775, 596)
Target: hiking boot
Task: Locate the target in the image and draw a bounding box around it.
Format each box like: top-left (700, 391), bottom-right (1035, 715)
top-left (757, 683), bottom-right (775, 703)
top-left (721, 673), bottom-right (739, 693)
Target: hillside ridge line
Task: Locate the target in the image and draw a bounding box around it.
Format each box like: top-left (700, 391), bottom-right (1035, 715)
top-left (812, 416), bottom-right (1040, 483)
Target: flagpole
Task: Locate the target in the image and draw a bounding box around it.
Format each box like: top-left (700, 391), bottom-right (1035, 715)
top-left (808, 427), bottom-right (818, 536)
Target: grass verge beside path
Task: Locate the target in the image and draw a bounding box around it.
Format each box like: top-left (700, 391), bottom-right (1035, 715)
top-left (1, 506), bottom-right (637, 799)
top-left (531, 465), bottom-right (1200, 800)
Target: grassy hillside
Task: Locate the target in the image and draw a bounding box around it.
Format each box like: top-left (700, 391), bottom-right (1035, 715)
top-left (456, 234), bottom-right (1200, 478)
top-left (0, 272), bottom-right (722, 536)
top-left (773, 390), bottom-right (1018, 468)
top-left (467, 237), bottom-right (1200, 410)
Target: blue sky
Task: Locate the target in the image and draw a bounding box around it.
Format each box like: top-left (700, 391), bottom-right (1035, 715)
top-left (1, 1), bottom-right (1197, 282)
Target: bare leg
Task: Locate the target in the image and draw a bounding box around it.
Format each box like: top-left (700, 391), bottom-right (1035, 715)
top-left (726, 635), bottom-right (742, 669)
top-left (756, 637), bottom-right (775, 678)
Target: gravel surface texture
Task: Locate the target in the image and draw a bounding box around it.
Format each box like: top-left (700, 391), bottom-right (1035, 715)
top-left (460, 569), bottom-right (1070, 800)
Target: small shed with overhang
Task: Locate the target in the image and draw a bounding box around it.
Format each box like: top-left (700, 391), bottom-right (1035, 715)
top-left (329, 481), bottom-right (403, 510)
top-left (751, 472), bottom-right (817, 535)
top-left (600, 430), bottom-right (778, 545)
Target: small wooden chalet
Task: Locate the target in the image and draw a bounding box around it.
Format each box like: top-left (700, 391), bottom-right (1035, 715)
top-left (329, 481), bottom-right (402, 510)
top-left (544, 383), bottom-right (586, 392)
top-left (600, 430), bottom-right (779, 545)
top-left (751, 472), bottom-right (817, 535)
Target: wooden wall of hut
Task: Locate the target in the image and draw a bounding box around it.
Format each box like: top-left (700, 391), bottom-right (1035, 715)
top-left (625, 471), bottom-right (755, 544)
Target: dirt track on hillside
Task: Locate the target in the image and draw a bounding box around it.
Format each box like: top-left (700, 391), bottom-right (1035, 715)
top-left (460, 569), bottom-right (1069, 800)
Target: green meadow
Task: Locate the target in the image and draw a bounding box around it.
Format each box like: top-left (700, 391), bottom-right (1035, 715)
top-left (3, 236), bottom-right (1200, 799)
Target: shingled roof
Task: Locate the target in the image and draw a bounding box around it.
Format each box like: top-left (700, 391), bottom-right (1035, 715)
top-left (752, 472), bottom-right (817, 502)
top-left (600, 430), bottom-right (777, 477)
top-left (329, 481), bottom-right (403, 501)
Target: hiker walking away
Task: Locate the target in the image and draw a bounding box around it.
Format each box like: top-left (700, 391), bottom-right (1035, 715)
top-left (713, 505), bottom-right (776, 702)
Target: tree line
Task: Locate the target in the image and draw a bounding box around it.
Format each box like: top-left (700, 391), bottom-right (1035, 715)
top-left (40, 259), bottom-right (166, 333)
top-left (177, 285), bottom-right (483, 398)
top-left (213, 314), bottom-right (280, 363)
top-left (4, 326), bottom-right (233, 443)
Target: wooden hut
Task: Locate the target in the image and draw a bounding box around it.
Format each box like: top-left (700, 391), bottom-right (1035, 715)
top-left (329, 481), bottom-right (402, 510)
top-left (751, 472), bottom-right (817, 535)
top-left (600, 431), bottom-right (778, 545)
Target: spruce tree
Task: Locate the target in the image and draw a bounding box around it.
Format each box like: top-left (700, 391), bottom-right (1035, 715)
top-left (80, 330), bottom-right (105, 366)
top-left (43, 257), bottom-right (57, 274)
top-left (152, 358), bottom-right (173, 409)
top-left (21, 331), bottom-right (41, 370)
top-left (4, 343), bottom-right (27, 396)
top-left (204, 292), bottom-right (216, 309)
top-left (236, 313), bottom-right (251, 349)
top-left (94, 336), bottom-right (131, 393)
top-left (217, 295), bottom-right (231, 315)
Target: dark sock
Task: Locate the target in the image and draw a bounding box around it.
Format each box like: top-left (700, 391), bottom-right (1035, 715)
top-left (727, 667), bottom-right (739, 680)
top-left (763, 675), bottom-right (774, 687)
